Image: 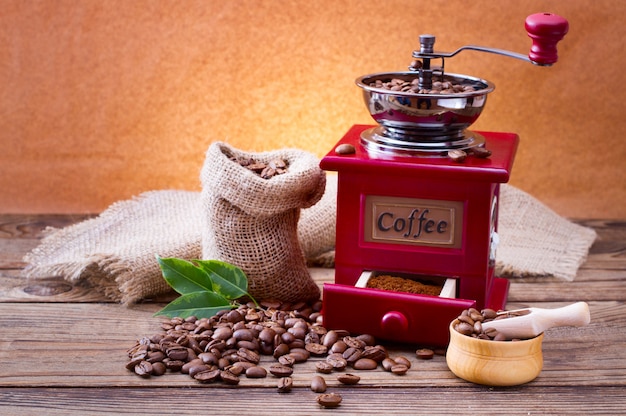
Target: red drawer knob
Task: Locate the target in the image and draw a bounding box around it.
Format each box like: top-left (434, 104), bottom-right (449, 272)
top-left (381, 311), bottom-right (409, 334)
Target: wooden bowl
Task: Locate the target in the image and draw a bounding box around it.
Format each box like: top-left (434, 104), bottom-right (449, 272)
top-left (446, 319), bottom-right (544, 386)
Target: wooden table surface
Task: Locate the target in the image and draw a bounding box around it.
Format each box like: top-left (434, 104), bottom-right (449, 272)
top-left (1, 214), bottom-right (625, 415)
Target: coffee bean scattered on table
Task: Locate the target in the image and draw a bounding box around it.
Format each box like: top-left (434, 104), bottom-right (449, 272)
top-left (317, 392), bottom-right (343, 408)
top-left (310, 375), bottom-right (327, 393)
top-left (336, 373), bottom-right (360, 385)
top-left (126, 301), bottom-right (433, 407)
top-left (415, 348), bottom-right (435, 360)
top-left (277, 376), bottom-right (293, 393)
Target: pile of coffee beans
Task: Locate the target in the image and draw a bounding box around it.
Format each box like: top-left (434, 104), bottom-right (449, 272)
top-left (368, 77), bottom-right (477, 95)
top-left (452, 307), bottom-right (523, 341)
top-left (126, 300), bottom-right (432, 408)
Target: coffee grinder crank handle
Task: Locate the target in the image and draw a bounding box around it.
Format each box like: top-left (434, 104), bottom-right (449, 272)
top-left (413, 13), bottom-right (569, 67)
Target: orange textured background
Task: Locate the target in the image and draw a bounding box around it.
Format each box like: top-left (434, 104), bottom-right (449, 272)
top-left (1, 0), bottom-right (624, 218)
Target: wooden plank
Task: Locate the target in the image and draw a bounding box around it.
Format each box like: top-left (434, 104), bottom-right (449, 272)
top-left (509, 268), bottom-right (624, 283)
top-left (0, 302), bottom-right (623, 388)
top-left (580, 219), bottom-right (626, 270)
top-left (507, 281), bottom-right (626, 302)
top-left (0, 214), bottom-right (94, 268)
top-left (3, 265), bottom-right (619, 304)
top-left (1, 386), bottom-right (624, 415)
top-left (0, 268), bottom-right (334, 303)
top-left (577, 219), bottom-right (626, 241)
top-left (0, 214), bottom-right (95, 237)
top-left (0, 269), bottom-right (109, 303)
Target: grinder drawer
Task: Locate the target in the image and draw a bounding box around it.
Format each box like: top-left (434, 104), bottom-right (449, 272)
top-left (322, 278), bottom-right (476, 347)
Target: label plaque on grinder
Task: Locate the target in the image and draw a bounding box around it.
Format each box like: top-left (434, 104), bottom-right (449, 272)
top-left (364, 196), bottom-right (463, 248)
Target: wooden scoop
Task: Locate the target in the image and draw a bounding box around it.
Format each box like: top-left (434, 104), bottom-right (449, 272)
top-left (481, 302), bottom-right (591, 340)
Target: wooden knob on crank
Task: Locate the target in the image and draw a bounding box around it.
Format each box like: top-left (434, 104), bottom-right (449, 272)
top-left (525, 13), bottom-right (569, 66)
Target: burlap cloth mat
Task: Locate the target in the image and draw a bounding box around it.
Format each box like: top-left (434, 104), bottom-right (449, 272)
top-left (22, 163), bottom-right (596, 305)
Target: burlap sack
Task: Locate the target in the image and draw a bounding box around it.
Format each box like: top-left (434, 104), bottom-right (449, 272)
top-left (200, 142), bottom-right (326, 303)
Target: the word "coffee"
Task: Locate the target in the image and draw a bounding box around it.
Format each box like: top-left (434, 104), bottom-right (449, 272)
top-left (365, 196), bottom-right (462, 247)
top-left (377, 209), bottom-right (447, 238)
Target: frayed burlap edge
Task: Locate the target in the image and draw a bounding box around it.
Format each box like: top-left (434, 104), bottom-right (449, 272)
top-left (495, 185), bottom-right (597, 281)
top-left (22, 190), bottom-right (202, 304)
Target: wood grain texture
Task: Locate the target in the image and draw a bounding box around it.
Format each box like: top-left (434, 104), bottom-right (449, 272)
top-left (1, 386), bottom-right (625, 415)
top-left (0, 214), bottom-right (625, 414)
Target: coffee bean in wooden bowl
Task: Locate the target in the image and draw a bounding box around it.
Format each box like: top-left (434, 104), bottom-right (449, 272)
top-left (446, 308), bottom-right (544, 386)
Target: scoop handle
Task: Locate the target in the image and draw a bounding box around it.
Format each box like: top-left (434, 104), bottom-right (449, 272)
top-left (531, 301), bottom-right (591, 330)
top-left (482, 302), bottom-right (590, 339)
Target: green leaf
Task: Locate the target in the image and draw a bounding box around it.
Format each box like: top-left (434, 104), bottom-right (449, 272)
top-left (153, 291), bottom-right (232, 319)
top-left (156, 255), bottom-right (213, 295)
top-left (193, 259), bottom-right (252, 301)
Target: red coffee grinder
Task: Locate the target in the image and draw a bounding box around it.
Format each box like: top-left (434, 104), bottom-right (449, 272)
top-left (321, 13), bottom-right (569, 346)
